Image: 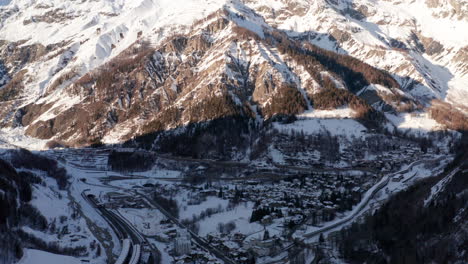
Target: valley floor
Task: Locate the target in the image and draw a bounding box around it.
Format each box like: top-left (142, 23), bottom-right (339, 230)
top-left (25, 145), bottom-right (449, 264)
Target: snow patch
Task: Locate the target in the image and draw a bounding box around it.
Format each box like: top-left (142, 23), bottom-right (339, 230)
top-left (385, 112), bottom-right (445, 133)
top-left (299, 107), bottom-right (356, 119)
top-left (18, 249), bottom-right (82, 264)
top-left (274, 118), bottom-right (367, 139)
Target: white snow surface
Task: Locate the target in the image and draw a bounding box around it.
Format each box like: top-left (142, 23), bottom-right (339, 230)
top-left (385, 112), bottom-right (445, 133)
top-left (119, 208), bottom-right (165, 236)
top-left (299, 107), bottom-right (356, 119)
top-left (197, 201), bottom-right (263, 237)
top-left (18, 249), bottom-right (82, 264)
top-left (179, 196), bottom-right (229, 221)
top-left (274, 118), bottom-right (367, 139)
top-left (0, 128), bottom-right (48, 150)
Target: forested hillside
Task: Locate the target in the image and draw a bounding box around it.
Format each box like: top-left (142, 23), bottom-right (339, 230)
top-left (335, 136), bottom-right (468, 264)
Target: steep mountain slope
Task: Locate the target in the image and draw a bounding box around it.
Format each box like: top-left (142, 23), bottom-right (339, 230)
top-left (0, 148), bottom-right (104, 264)
top-left (0, 0), bottom-right (466, 149)
top-left (254, 0), bottom-right (468, 107)
top-left (334, 141), bottom-right (468, 264)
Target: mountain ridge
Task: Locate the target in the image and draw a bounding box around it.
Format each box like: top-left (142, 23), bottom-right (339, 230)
top-left (0, 0), bottom-right (466, 148)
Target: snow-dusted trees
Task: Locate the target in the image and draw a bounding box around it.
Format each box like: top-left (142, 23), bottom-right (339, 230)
top-left (10, 149), bottom-right (69, 190)
top-left (310, 79), bottom-right (384, 129)
top-left (429, 100), bottom-right (468, 131)
top-left (0, 158), bottom-right (47, 263)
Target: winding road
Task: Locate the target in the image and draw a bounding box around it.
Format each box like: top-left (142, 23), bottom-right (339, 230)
top-left (302, 157), bottom-right (444, 239)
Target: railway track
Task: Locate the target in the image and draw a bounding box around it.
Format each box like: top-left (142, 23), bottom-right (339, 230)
top-left (82, 191), bottom-right (144, 264)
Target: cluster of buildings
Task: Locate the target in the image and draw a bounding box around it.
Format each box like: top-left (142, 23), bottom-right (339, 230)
top-left (148, 171), bottom-right (375, 262)
top-left (222, 173), bottom-right (370, 226)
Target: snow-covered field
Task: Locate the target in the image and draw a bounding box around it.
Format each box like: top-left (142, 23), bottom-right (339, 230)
top-left (385, 112), bottom-right (445, 133)
top-left (178, 195), bottom-right (230, 221)
top-left (119, 208), bottom-right (165, 236)
top-left (18, 249), bottom-right (82, 264)
top-left (197, 202), bottom-right (263, 237)
top-left (298, 108), bottom-right (356, 119)
top-left (274, 118), bottom-right (367, 139)
top-left (131, 167), bottom-right (182, 179)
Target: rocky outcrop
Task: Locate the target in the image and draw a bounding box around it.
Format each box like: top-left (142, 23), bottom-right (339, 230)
top-left (23, 8), bottom-right (78, 25)
top-left (453, 46), bottom-right (468, 74)
top-left (415, 34), bottom-right (445, 56)
top-left (425, 0), bottom-right (467, 20)
top-left (0, 41), bottom-right (47, 72)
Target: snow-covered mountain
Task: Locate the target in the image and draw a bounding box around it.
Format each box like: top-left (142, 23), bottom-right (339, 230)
top-left (0, 0), bottom-right (466, 147)
top-left (0, 2), bottom-right (467, 263)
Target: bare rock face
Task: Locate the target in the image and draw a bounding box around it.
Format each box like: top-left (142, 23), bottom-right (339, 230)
top-left (453, 46), bottom-right (468, 74)
top-left (22, 8), bottom-right (78, 25)
top-left (423, 39), bottom-right (444, 56)
top-left (330, 28), bottom-right (352, 43)
top-left (0, 41), bottom-right (47, 72)
top-left (425, 0), bottom-right (468, 20)
top-left (416, 34), bottom-right (445, 56)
